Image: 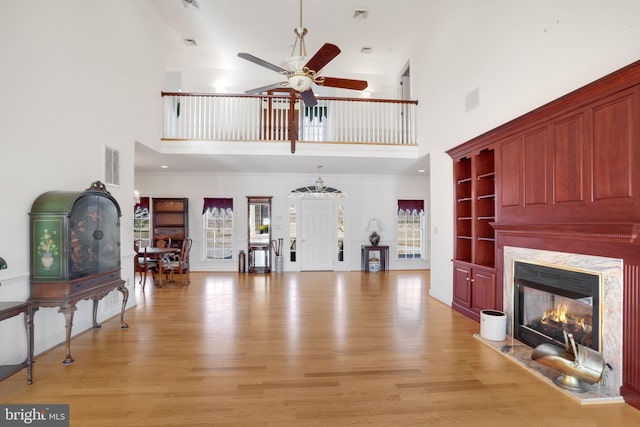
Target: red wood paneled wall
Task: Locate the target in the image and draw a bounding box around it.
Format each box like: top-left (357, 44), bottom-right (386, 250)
top-left (456, 59), bottom-right (640, 409)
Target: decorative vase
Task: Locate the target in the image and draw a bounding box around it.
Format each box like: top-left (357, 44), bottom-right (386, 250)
top-left (369, 232), bottom-right (380, 246)
top-left (274, 255), bottom-right (284, 273)
top-left (41, 252), bottom-right (54, 270)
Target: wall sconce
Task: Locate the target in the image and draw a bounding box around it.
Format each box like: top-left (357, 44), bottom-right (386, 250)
top-left (366, 218), bottom-right (382, 246)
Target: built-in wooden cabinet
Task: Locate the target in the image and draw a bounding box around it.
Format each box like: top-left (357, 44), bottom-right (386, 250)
top-left (152, 198), bottom-right (189, 249)
top-left (450, 146), bottom-right (497, 321)
top-left (449, 59), bottom-right (640, 409)
top-left (453, 263), bottom-right (496, 314)
top-left (454, 156), bottom-right (472, 263)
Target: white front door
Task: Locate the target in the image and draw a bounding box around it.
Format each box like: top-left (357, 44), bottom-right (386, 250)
top-left (299, 198), bottom-right (334, 271)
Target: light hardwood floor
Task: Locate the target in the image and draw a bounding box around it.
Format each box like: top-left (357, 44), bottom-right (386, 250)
top-left (2, 270), bottom-right (640, 426)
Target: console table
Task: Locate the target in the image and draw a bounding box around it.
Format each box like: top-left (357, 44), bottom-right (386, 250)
top-left (0, 302), bottom-right (33, 384)
top-left (361, 245), bottom-right (390, 272)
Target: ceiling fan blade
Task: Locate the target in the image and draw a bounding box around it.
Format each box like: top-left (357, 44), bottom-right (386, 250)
top-left (319, 77), bottom-right (368, 91)
top-left (300, 89), bottom-right (317, 107)
top-left (304, 43), bottom-right (341, 73)
top-left (245, 82), bottom-right (289, 94)
top-left (238, 52), bottom-right (288, 74)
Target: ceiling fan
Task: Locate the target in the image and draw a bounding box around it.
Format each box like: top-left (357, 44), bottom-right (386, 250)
top-left (237, 0), bottom-right (368, 107)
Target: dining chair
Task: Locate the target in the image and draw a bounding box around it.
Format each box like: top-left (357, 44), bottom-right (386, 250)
top-left (164, 238), bottom-right (192, 284)
top-left (134, 240), bottom-right (157, 290)
top-left (154, 236), bottom-right (172, 248)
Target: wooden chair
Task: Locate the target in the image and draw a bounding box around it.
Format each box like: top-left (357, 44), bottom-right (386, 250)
top-left (164, 238), bottom-right (192, 284)
top-left (134, 240), bottom-right (157, 290)
top-left (154, 236), bottom-right (172, 248)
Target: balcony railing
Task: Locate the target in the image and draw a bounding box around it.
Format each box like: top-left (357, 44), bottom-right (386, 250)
top-left (162, 92), bottom-right (418, 146)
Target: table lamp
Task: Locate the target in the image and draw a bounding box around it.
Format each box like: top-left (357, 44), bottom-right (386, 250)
top-left (367, 218), bottom-right (382, 246)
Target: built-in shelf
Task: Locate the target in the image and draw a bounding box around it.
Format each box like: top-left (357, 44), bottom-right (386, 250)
top-left (449, 146), bottom-right (497, 322)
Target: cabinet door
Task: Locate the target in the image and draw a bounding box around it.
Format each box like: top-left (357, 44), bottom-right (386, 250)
top-left (471, 268), bottom-right (496, 313)
top-left (453, 264), bottom-right (472, 308)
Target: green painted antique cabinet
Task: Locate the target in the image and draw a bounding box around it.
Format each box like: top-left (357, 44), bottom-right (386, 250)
top-left (29, 181), bottom-right (128, 365)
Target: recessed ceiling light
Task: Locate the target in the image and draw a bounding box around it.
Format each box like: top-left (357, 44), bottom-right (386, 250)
top-left (160, 165), bottom-right (169, 169)
top-left (418, 169), bottom-right (425, 173)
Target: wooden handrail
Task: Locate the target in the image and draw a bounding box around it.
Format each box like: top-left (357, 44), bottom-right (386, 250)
top-left (161, 91), bottom-right (418, 105)
top-left (162, 91), bottom-right (418, 148)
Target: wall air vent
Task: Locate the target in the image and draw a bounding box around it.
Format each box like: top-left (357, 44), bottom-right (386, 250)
top-left (104, 146), bottom-right (120, 186)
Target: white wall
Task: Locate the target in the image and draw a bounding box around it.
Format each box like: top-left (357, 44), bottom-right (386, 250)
top-left (2, 0), bottom-right (639, 368)
top-left (410, 0), bottom-right (640, 306)
top-left (0, 1), bottom-right (164, 365)
top-left (134, 171), bottom-right (430, 272)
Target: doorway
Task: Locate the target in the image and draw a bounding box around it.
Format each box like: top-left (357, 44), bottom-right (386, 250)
top-left (299, 199), bottom-right (334, 271)
top-left (288, 184), bottom-right (347, 272)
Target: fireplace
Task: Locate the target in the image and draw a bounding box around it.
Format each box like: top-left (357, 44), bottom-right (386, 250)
top-left (502, 247), bottom-right (623, 400)
top-left (513, 261), bottom-right (601, 352)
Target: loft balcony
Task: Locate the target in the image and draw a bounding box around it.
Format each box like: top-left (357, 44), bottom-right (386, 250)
top-left (161, 92), bottom-right (419, 157)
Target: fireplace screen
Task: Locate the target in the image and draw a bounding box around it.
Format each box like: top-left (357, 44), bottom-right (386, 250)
top-left (514, 261), bottom-right (600, 351)
top-left (521, 286), bottom-right (594, 348)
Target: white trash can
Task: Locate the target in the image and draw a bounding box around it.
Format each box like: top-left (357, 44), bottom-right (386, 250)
top-left (480, 310), bottom-right (507, 341)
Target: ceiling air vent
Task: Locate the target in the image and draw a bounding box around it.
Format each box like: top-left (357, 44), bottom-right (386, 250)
top-left (353, 9), bottom-right (369, 19)
top-left (181, 0), bottom-right (199, 9)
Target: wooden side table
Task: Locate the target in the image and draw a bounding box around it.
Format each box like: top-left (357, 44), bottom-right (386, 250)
top-left (0, 301), bottom-right (33, 384)
top-left (361, 245), bottom-right (390, 272)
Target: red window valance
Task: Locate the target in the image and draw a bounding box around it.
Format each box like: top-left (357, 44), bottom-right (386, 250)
top-left (398, 199), bottom-right (424, 212)
top-left (134, 196), bottom-right (149, 214)
top-left (203, 197), bottom-right (233, 214)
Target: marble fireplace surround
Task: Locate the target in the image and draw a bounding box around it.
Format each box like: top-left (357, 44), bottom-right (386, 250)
top-left (500, 246), bottom-right (623, 400)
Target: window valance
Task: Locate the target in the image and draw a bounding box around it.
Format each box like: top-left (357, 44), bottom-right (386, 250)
top-left (134, 196), bottom-right (149, 214)
top-left (202, 197), bottom-right (233, 214)
top-left (398, 199), bottom-right (424, 213)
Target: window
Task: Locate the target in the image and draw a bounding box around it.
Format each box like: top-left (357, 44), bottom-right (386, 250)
top-left (203, 198), bottom-right (233, 260)
top-left (134, 196), bottom-right (150, 246)
top-left (289, 204), bottom-right (296, 262)
top-left (337, 204), bottom-right (344, 261)
top-left (301, 105), bottom-right (327, 141)
top-left (397, 199), bottom-right (425, 259)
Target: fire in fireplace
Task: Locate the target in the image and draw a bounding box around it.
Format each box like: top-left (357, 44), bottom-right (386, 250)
top-left (513, 261), bottom-right (601, 351)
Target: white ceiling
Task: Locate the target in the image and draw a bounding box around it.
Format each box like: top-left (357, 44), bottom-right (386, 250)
top-left (139, 0), bottom-right (428, 176)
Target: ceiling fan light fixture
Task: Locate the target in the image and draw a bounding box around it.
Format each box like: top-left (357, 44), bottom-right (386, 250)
top-left (288, 72), bottom-right (313, 92)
